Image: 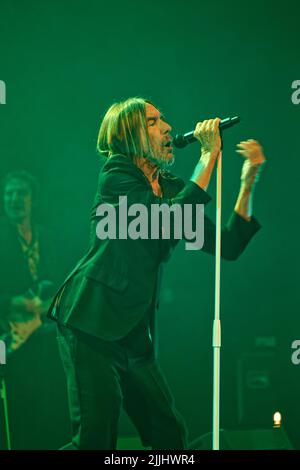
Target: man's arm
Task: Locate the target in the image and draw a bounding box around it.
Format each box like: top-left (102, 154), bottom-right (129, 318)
top-left (189, 126), bottom-right (266, 260)
top-left (190, 118), bottom-right (221, 191)
top-left (201, 211), bottom-right (261, 260)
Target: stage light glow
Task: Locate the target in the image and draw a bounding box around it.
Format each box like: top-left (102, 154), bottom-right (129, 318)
top-left (273, 411), bottom-right (282, 428)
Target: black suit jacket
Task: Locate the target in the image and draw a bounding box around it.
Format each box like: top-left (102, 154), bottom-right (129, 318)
top-left (48, 154), bottom-right (261, 341)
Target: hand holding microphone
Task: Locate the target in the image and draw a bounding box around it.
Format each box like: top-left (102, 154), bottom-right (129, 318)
top-left (190, 117), bottom-right (224, 191)
top-left (173, 116), bottom-right (240, 149)
top-left (193, 118), bottom-right (222, 161)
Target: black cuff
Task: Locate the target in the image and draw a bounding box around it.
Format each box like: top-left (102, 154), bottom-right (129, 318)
top-left (228, 211), bottom-right (262, 240)
top-left (179, 181), bottom-right (212, 205)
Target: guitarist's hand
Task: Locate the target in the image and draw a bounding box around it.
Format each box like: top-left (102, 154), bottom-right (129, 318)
top-left (8, 295), bottom-right (53, 351)
top-left (9, 315), bottom-right (42, 351)
top-left (10, 295), bottom-right (43, 321)
top-left (8, 296), bottom-right (44, 351)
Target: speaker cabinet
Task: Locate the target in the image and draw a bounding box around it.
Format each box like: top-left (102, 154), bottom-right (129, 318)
top-left (237, 351), bottom-right (279, 427)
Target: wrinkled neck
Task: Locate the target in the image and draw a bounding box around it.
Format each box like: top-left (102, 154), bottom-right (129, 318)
top-left (135, 156), bottom-right (160, 185)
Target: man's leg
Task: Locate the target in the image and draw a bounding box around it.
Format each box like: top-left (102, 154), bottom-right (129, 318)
top-left (121, 360), bottom-right (188, 450)
top-left (57, 325), bottom-right (123, 450)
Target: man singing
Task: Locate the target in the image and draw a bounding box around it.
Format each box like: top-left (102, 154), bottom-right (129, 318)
top-left (48, 97), bottom-right (266, 450)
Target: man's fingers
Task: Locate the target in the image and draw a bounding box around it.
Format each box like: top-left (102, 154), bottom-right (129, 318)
top-left (194, 118), bottom-right (222, 158)
top-left (194, 121), bottom-right (204, 138)
top-left (195, 118), bottom-right (220, 133)
top-left (237, 141), bottom-right (260, 148)
top-left (203, 118), bottom-right (220, 134)
top-left (202, 121), bottom-right (209, 133)
top-left (213, 118), bottom-right (221, 132)
top-left (237, 142), bottom-right (254, 148)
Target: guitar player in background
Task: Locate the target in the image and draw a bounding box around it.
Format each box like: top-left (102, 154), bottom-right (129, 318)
top-left (0, 170), bottom-right (56, 350)
top-left (0, 170), bottom-right (70, 449)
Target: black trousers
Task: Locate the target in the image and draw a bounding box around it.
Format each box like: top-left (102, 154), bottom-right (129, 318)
top-left (56, 322), bottom-right (188, 450)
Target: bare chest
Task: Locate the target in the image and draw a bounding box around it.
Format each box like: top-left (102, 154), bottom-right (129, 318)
top-left (151, 180), bottom-right (162, 198)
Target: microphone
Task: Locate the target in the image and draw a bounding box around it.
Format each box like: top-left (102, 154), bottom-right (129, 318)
top-left (173, 116), bottom-right (240, 149)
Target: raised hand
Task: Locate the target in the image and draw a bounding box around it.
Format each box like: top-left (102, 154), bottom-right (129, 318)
top-left (236, 139), bottom-right (266, 188)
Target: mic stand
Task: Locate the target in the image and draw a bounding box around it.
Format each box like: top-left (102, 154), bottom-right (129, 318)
top-left (212, 148), bottom-right (222, 450)
top-left (0, 364), bottom-right (11, 450)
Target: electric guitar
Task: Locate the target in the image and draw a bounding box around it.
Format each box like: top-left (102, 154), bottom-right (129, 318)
top-left (1, 280), bottom-right (54, 354)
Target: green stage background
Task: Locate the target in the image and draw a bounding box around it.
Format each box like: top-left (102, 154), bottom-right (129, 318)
top-left (0, 0), bottom-right (299, 449)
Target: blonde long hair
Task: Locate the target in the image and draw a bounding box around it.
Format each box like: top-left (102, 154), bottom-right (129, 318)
top-left (97, 97), bottom-right (154, 161)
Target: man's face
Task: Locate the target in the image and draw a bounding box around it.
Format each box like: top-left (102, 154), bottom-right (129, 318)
top-left (4, 178), bottom-right (33, 223)
top-left (145, 103), bottom-right (174, 168)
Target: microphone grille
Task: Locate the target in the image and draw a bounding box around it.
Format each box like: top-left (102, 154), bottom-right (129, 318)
top-left (173, 134), bottom-right (188, 149)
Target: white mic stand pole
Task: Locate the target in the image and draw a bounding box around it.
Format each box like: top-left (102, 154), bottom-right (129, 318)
top-left (212, 149), bottom-right (222, 450)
